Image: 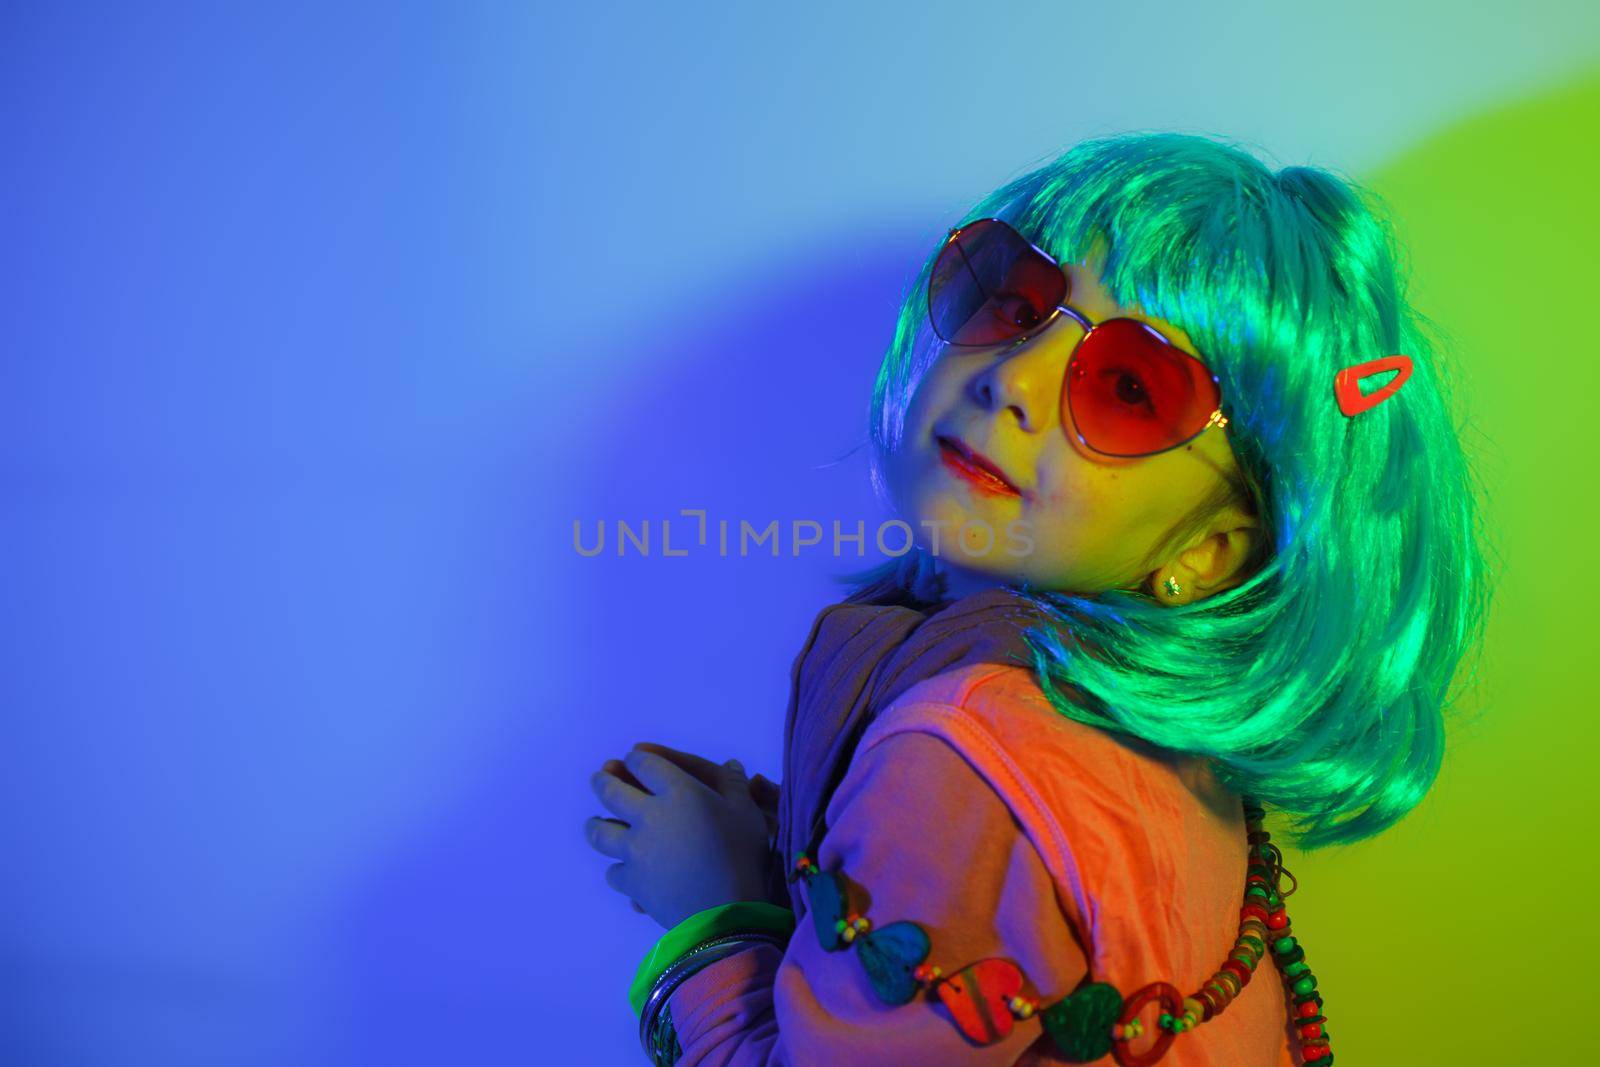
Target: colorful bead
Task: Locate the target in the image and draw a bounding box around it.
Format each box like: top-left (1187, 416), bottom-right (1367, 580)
top-left (836, 912), bottom-right (872, 945)
top-left (1114, 983), bottom-right (1182, 1066)
top-left (857, 920), bottom-right (929, 1005)
top-left (1008, 995), bottom-right (1037, 1019)
top-left (935, 958), bottom-right (1025, 1045)
top-left (797, 796), bottom-right (1330, 1067)
top-left (1164, 1003), bottom-right (1200, 1034)
top-left (808, 869), bottom-right (849, 951)
top-left (1040, 982), bottom-right (1122, 1062)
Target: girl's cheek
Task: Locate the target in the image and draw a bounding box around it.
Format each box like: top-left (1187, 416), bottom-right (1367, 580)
top-left (1030, 483), bottom-right (1097, 555)
top-left (903, 367), bottom-right (946, 428)
top-left (1032, 465), bottom-right (1075, 515)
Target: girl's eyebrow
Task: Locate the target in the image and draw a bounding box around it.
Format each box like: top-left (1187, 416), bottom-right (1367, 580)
top-left (1066, 261), bottom-right (1204, 361)
top-left (1148, 319), bottom-right (1203, 360)
top-left (1122, 303), bottom-right (1205, 361)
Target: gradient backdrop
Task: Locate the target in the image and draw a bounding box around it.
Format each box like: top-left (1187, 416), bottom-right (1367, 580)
top-left (4, 3), bottom-right (1596, 1064)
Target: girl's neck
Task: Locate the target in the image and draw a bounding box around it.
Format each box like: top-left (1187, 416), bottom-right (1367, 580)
top-left (934, 562), bottom-right (1006, 604)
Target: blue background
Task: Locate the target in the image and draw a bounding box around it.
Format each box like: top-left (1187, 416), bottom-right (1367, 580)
top-left (3, 3), bottom-right (1595, 1064)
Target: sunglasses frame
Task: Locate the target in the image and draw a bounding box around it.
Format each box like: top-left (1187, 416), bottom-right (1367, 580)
top-left (930, 217), bottom-right (1232, 460)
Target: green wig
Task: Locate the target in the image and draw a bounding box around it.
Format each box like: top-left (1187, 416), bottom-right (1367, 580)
top-left (841, 131), bottom-right (1495, 850)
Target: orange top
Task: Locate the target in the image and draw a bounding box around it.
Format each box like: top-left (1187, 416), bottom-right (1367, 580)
top-left (667, 661), bottom-right (1300, 1065)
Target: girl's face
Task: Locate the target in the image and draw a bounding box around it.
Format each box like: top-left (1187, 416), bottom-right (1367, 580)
top-left (885, 242), bottom-right (1262, 602)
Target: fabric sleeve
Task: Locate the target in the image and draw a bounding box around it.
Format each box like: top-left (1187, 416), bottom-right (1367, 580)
top-left (662, 724), bottom-right (1091, 1066)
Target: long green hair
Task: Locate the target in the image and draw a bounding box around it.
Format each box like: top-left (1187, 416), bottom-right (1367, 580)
top-left (841, 131), bottom-right (1495, 850)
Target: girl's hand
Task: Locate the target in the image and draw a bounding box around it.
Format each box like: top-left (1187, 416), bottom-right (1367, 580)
top-left (585, 743), bottom-right (773, 930)
top-left (589, 744), bottom-right (782, 915)
top-left (615, 742), bottom-right (781, 841)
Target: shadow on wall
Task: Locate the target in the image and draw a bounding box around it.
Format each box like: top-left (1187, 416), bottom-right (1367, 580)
top-left (312, 224), bottom-right (949, 1065)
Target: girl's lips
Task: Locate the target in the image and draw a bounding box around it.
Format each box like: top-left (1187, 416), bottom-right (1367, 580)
top-left (937, 435), bottom-right (1022, 497)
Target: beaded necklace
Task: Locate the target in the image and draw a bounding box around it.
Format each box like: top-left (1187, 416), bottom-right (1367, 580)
top-left (788, 795), bottom-right (1332, 1064)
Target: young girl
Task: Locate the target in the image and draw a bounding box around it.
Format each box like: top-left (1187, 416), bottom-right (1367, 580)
top-left (584, 131), bottom-right (1491, 1065)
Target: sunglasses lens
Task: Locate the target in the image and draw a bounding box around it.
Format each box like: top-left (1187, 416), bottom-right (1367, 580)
top-left (929, 219), bottom-right (1068, 346)
top-left (1064, 319), bottom-right (1222, 457)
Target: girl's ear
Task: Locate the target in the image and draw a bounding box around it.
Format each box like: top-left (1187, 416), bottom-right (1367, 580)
top-left (1148, 509), bottom-right (1264, 604)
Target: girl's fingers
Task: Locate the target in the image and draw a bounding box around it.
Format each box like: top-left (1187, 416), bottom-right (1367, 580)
top-left (632, 742), bottom-right (725, 792)
top-left (590, 768), bottom-right (651, 822)
top-left (749, 772), bottom-right (780, 810)
top-left (623, 746), bottom-right (690, 796)
top-left (583, 815), bottom-right (630, 860)
top-left (602, 757), bottom-right (645, 791)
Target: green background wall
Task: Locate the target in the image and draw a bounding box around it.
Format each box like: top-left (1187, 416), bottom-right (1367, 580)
top-left (1278, 68), bottom-right (1598, 1064)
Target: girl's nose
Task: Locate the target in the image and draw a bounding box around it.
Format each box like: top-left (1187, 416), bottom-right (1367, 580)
top-left (969, 318), bottom-right (1082, 433)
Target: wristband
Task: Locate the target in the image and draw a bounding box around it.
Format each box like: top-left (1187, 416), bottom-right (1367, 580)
top-left (628, 900), bottom-right (797, 1017)
top-left (637, 932), bottom-right (788, 1065)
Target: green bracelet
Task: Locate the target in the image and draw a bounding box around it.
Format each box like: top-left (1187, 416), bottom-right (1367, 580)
top-left (628, 900), bottom-right (797, 1017)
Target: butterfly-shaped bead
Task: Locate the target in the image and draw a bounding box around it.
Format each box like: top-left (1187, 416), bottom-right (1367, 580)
top-left (1039, 981), bottom-right (1123, 1062)
top-left (935, 958), bottom-right (1025, 1045)
top-left (856, 921), bottom-right (931, 1005)
top-left (804, 869), bottom-right (849, 952)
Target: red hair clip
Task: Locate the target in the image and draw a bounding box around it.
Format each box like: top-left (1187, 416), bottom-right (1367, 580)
top-left (1334, 354), bottom-right (1413, 417)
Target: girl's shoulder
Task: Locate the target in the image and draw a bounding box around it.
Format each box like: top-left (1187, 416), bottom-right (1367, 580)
top-left (862, 660), bottom-right (1238, 826)
top-left (858, 661), bottom-right (1248, 926)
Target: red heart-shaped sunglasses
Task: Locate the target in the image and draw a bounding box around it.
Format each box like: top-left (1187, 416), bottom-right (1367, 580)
top-left (927, 217), bottom-right (1230, 459)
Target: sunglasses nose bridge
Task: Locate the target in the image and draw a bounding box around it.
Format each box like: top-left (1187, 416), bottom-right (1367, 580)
top-left (1017, 305), bottom-right (1094, 375)
top-left (980, 310), bottom-right (1089, 433)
